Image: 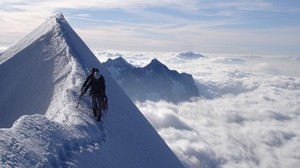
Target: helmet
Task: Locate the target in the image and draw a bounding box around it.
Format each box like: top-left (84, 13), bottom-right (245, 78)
top-left (94, 72), bottom-right (101, 79)
top-left (92, 67), bottom-right (99, 73)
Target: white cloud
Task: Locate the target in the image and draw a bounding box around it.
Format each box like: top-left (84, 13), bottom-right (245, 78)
top-left (76, 18), bottom-right (300, 55)
top-left (136, 101), bottom-right (191, 130)
top-left (94, 50), bottom-right (300, 168)
top-left (136, 76), bottom-right (300, 167)
top-left (1, 0), bottom-right (299, 55)
top-left (0, 0), bottom-right (199, 13)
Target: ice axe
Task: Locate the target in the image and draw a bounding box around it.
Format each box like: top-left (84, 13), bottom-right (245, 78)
top-left (76, 95), bottom-right (82, 108)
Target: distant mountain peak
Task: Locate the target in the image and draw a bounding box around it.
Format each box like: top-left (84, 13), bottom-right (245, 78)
top-left (115, 56), bottom-right (130, 65)
top-left (105, 56), bottom-right (135, 69)
top-left (177, 51), bottom-right (206, 59)
top-left (145, 58), bottom-right (169, 71)
top-left (103, 57), bottom-right (199, 103)
top-left (150, 58), bottom-right (162, 64)
top-left (150, 58), bottom-right (163, 65)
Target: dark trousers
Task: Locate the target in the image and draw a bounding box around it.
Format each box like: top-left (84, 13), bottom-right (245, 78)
top-left (91, 94), bottom-right (103, 120)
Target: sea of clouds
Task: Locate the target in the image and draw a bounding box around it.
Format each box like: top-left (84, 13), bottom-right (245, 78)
top-left (95, 50), bottom-right (300, 168)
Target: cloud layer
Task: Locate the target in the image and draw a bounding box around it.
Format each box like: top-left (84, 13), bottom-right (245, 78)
top-left (95, 50), bottom-right (300, 168)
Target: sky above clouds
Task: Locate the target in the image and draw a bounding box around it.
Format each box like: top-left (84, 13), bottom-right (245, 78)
top-left (0, 0), bottom-right (300, 56)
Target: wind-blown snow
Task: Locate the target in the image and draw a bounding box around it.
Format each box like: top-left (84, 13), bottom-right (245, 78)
top-left (94, 49), bottom-right (300, 168)
top-left (0, 14), bottom-right (183, 168)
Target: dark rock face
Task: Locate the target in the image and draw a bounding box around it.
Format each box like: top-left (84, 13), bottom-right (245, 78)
top-left (103, 57), bottom-right (199, 103)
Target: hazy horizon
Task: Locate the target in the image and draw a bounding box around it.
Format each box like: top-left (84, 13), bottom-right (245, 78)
top-left (1, 0), bottom-right (300, 56)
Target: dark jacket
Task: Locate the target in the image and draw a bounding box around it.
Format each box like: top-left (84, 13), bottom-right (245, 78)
top-left (81, 68), bottom-right (99, 92)
top-left (82, 76), bottom-right (106, 97)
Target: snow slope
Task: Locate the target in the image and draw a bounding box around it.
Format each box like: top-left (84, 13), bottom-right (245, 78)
top-left (0, 14), bottom-right (183, 168)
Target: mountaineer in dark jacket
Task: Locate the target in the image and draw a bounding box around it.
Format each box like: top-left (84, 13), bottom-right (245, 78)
top-left (80, 70), bottom-right (107, 121)
top-left (81, 67), bottom-right (99, 93)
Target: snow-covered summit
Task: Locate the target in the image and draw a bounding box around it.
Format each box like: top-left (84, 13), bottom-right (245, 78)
top-left (0, 14), bottom-right (184, 168)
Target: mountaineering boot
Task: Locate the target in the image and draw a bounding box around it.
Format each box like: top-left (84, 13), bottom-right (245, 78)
top-left (96, 111), bottom-right (102, 121)
top-left (93, 108), bottom-right (97, 117)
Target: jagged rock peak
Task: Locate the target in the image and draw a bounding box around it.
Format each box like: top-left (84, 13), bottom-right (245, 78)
top-left (105, 56), bottom-right (135, 68)
top-left (146, 58), bottom-right (169, 70)
top-left (150, 58), bottom-right (162, 64)
top-left (115, 56), bottom-right (129, 63)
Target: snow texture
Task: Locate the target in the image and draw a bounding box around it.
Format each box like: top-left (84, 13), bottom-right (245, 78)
top-left (0, 14), bottom-right (183, 168)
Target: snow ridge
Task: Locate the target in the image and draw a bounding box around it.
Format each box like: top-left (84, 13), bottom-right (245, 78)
top-left (0, 14), bottom-right (184, 168)
top-left (0, 14), bottom-right (109, 167)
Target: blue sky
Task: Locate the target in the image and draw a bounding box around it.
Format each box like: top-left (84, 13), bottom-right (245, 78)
top-left (0, 0), bottom-right (299, 56)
